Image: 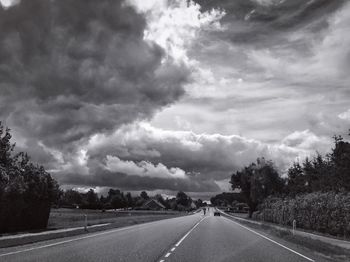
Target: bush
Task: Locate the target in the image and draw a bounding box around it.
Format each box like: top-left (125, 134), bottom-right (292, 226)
top-left (0, 123), bottom-right (59, 233)
top-left (253, 192), bottom-right (350, 238)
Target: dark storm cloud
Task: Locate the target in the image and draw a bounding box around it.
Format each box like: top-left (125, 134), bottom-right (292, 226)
top-left (58, 168), bottom-right (221, 193)
top-left (0, 0), bottom-right (189, 149)
top-left (82, 124), bottom-right (330, 191)
top-left (2, 0), bottom-right (348, 193)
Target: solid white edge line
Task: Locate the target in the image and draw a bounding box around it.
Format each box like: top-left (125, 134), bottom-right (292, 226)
top-left (175, 216), bottom-right (207, 247)
top-left (221, 215), bottom-right (315, 262)
top-left (0, 214), bottom-right (196, 258)
top-left (0, 226), bottom-right (133, 257)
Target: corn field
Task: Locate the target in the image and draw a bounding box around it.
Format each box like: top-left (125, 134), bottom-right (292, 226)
top-left (252, 192), bottom-right (350, 238)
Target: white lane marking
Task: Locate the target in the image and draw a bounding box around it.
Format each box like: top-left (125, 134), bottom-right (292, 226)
top-left (222, 216), bottom-right (315, 262)
top-left (0, 214), bottom-right (199, 258)
top-left (158, 216), bottom-right (208, 261)
top-left (175, 216), bottom-right (208, 247)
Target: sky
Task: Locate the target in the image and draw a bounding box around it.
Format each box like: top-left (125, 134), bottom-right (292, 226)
top-left (0, 0), bottom-right (349, 198)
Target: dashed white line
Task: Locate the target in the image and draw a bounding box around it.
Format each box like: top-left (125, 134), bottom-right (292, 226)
top-left (159, 215), bottom-right (208, 261)
top-left (175, 216), bottom-right (208, 247)
top-left (221, 215), bottom-right (315, 262)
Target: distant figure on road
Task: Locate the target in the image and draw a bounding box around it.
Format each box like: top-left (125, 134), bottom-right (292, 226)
top-left (203, 208), bottom-right (206, 215)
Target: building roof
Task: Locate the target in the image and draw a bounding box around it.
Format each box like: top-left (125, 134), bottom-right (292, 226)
top-left (142, 199), bottom-right (166, 209)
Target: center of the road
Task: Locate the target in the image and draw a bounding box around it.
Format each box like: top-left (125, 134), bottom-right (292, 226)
top-left (158, 215), bottom-right (209, 262)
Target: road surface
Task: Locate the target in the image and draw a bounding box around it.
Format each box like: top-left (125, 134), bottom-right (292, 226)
top-left (0, 208), bottom-right (330, 262)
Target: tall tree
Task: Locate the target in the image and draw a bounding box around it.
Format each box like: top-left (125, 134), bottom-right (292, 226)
top-left (330, 134), bottom-right (350, 191)
top-left (125, 192), bottom-right (134, 207)
top-left (286, 162), bottom-right (307, 196)
top-left (230, 158), bottom-right (284, 217)
top-left (140, 191), bottom-right (149, 200)
top-left (176, 191), bottom-right (190, 207)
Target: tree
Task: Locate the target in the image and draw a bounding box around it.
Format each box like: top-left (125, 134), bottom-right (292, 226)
top-left (285, 133), bottom-right (350, 195)
top-left (210, 192), bottom-right (245, 206)
top-left (176, 191), bottom-right (190, 207)
top-left (0, 122), bottom-right (60, 233)
top-left (286, 162), bottom-right (307, 196)
top-left (330, 135), bottom-right (350, 191)
top-left (84, 189), bottom-right (100, 209)
top-left (61, 189), bottom-right (83, 207)
top-left (194, 198), bottom-right (207, 208)
top-left (125, 192), bottom-right (134, 207)
top-left (140, 191), bottom-right (149, 200)
top-left (230, 158), bottom-right (284, 218)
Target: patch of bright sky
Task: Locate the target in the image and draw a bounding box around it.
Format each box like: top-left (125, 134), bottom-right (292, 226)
top-left (0, 0), bottom-right (20, 9)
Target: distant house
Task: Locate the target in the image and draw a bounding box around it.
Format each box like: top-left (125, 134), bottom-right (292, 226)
top-left (141, 199), bottom-right (166, 210)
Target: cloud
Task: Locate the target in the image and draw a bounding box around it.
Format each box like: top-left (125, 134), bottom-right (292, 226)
top-left (151, 0), bottom-right (350, 143)
top-left (0, 0), bottom-right (20, 9)
top-left (281, 130), bottom-right (331, 152)
top-left (0, 0), bottom-right (189, 149)
top-left (126, 0), bottom-right (225, 64)
top-left (338, 109), bottom-right (350, 121)
top-left (105, 156), bottom-right (187, 179)
top-left (48, 123), bottom-right (330, 192)
top-left (1, 0), bottom-right (347, 195)
top-left (58, 169), bottom-right (220, 193)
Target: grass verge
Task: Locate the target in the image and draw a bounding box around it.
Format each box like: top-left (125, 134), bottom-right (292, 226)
top-left (222, 214), bottom-right (350, 262)
top-left (0, 209), bottom-right (187, 248)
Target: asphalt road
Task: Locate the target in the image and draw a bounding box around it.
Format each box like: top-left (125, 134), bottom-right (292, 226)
top-left (0, 208), bottom-right (331, 262)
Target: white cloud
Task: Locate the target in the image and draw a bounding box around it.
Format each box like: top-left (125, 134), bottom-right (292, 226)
top-left (105, 155), bottom-right (187, 179)
top-left (253, 0), bottom-right (286, 6)
top-left (126, 0), bottom-right (224, 64)
top-left (0, 0), bottom-right (20, 9)
top-left (85, 123), bottom-right (332, 180)
top-left (338, 109), bottom-right (350, 121)
top-left (281, 130), bottom-right (330, 152)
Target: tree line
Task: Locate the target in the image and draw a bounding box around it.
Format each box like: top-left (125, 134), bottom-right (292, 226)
top-left (56, 188), bottom-right (207, 211)
top-left (230, 132), bottom-right (350, 217)
top-left (210, 192), bottom-right (245, 207)
top-left (228, 132), bottom-right (350, 237)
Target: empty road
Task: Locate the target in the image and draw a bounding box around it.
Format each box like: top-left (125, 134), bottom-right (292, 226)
top-left (0, 208), bottom-right (330, 262)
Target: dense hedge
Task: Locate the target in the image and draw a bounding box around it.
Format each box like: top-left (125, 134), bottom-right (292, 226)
top-left (0, 124), bottom-right (59, 233)
top-left (253, 192), bottom-right (350, 238)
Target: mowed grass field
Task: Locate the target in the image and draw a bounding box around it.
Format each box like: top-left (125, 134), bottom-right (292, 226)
top-left (48, 208), bottom-right (185, 229)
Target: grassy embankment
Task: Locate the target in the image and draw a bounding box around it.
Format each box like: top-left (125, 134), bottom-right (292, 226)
top-left (48, 208), bottom-right (186, 229)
